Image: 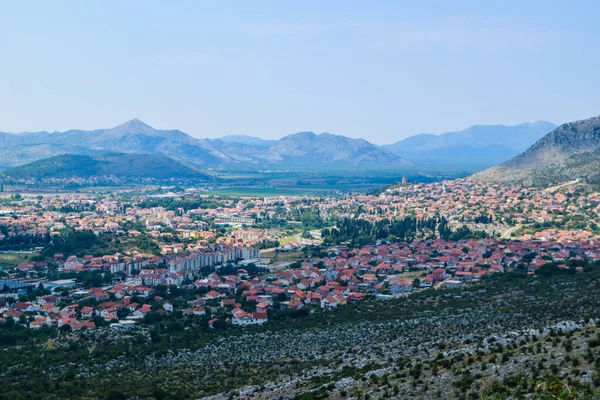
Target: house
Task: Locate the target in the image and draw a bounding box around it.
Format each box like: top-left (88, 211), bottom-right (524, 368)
top-left (13, 302), bottom-right (37, 313)
top-left (190, 306), bottom-right (206, 316)
top-left (71, 320), bottom-right (96, 330)
top-left (4, 309), bottom-right (23, 319)
top-left (163, 302), bottom-right (174, 312)
top-left (251, 311), bottom-right (268, 325)
top-left (347, 292), bottom-right (365, 303)
top-left (454, 271), bottom-right (474, 280)
top-left (132, 304), bottom-right (152, 317)
top-left (103, 313), bottom-right (118, 321)
top-left (490, 265), bottom-right (504, 273)
top-left (205, 290), bottom-right (223, 300)
top-left (389, 279), bottom-right (413, 295)
top-left (232, 311), bottom-right (253, 325)
top-left (321, 295), bottom-right (344, 309)
top-left (221, 298), bottom-right (236, 308)
top-left (80, 306), bottom-right (95, 319)
top-left (420, 276), bottom-right (434, 288)
top-left (29, 319), bottom-right (46, 329)
top-left (231, 310), bottom-right (268, 326)
top-left (39, 296), bottom-right (59, 306)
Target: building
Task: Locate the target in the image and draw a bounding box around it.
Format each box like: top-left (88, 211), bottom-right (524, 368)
top-left (43, 279), bottom-right (77, 292)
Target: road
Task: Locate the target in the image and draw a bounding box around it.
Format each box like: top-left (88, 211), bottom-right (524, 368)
top-left (500, 224), bottom-right (522, 239)
top-left (544, 179), bottom-right (580, 193)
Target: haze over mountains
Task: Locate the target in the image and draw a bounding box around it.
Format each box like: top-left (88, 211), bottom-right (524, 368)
top-left (0, 119), bottom-right (559, 177)
top-left (219, 135), bottom-right (275, 147)
top-left (382, 121), bottom-right (557, 167)
top-left (0, 119), bottom-right (410, 170)
top-left (475, 115), bottom-right (600, 185)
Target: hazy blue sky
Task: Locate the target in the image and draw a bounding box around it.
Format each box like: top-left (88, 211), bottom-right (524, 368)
top-left (1, 1), bottom-right (599, 144)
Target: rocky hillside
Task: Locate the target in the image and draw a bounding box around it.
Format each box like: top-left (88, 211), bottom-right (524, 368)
top-left (475, 115), bottom-right (600, 185)
top-left (6, 267), bottom-right (600, 399)
top-left (2, 153), bottom-right (210, 180)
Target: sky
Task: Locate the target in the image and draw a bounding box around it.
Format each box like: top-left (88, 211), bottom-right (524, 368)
top-left (0, 1), bottom-right (599, 144)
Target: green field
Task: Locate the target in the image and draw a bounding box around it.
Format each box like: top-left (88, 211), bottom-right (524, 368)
top-left (0, 252), bottom-right (34, 269)
top-left (209, 183), bottom-right (381, 197)
top-left (277, 235), bottom-right (299, 245)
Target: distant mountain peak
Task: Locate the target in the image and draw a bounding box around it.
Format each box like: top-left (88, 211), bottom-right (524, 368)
top-left (266, 130), bottom-right (412, 167)
top-left (112, 118), bottom-right (155, 131)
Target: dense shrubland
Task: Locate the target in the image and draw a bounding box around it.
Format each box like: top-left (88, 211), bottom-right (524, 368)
top-left (3, 267), bottom-right (600, 399)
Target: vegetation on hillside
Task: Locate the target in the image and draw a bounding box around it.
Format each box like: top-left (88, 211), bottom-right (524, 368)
top-left (322, 217), bottom-right (488, 246)
top-left (3, 153), bottom-right (210, 180)
top-left (3, 265), bottom-right (600, 399)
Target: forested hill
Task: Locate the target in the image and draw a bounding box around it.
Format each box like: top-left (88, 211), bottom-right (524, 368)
top-left (2, 153), bottom-right (211, 180)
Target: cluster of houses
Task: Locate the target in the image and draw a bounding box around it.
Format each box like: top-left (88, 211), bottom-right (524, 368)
top-left (2, 179), bottom-right (599, 261)
top-left (2, 176), bottom-right (600, 331)
top-left (2, 233), bottom-right (599, 330)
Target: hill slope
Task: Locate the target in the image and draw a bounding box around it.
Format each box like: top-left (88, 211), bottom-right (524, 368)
top-left (3, 153), bottom-right (210, 180)
top-left (218, 135), bottom-right (275, 147)
top-left (383, 121), bottom-right (557, 167)
top-left (263, 131), bottom-right (412, 167)
top-left (474, 115), bottom-right (600, 185)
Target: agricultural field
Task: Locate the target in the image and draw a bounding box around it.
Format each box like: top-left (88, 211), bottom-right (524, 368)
top-left (208, 184), bottom-right (379, 198)
top-left (0, 252), bottom-right (34, 269)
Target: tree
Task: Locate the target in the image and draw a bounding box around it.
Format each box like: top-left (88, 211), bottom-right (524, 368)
top-left (83, 273), bottom-right (103, 288)
top-left (150, 329), bottom-right (161, 343)
top-left (103, 272), bottom-right (113, 284)
top-left (212, 319), bottom-right (227, 330)
top-left (154, 285), bottom-right (167, 297)
top-left (117, 307), bottom-right (130, 319)
top-left (107, 391), bottom-right (128, 400)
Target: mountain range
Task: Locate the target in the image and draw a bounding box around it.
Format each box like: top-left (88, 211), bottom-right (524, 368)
top-left (381, 121), bottom-right (557, 167)
top-left (475, 115), bottom-right (600, 185)
top-left (0, 119), bottom-right (559, 174)
top-left (219, 135), bottom-right (275, 147)
top-left (0, 119), bottom-right (410, 170)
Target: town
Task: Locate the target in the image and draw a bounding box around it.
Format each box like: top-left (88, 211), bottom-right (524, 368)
top-left (4, 3), bottom-right (600, 397)
top-left (1, 178), bottom-right (598, 332)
